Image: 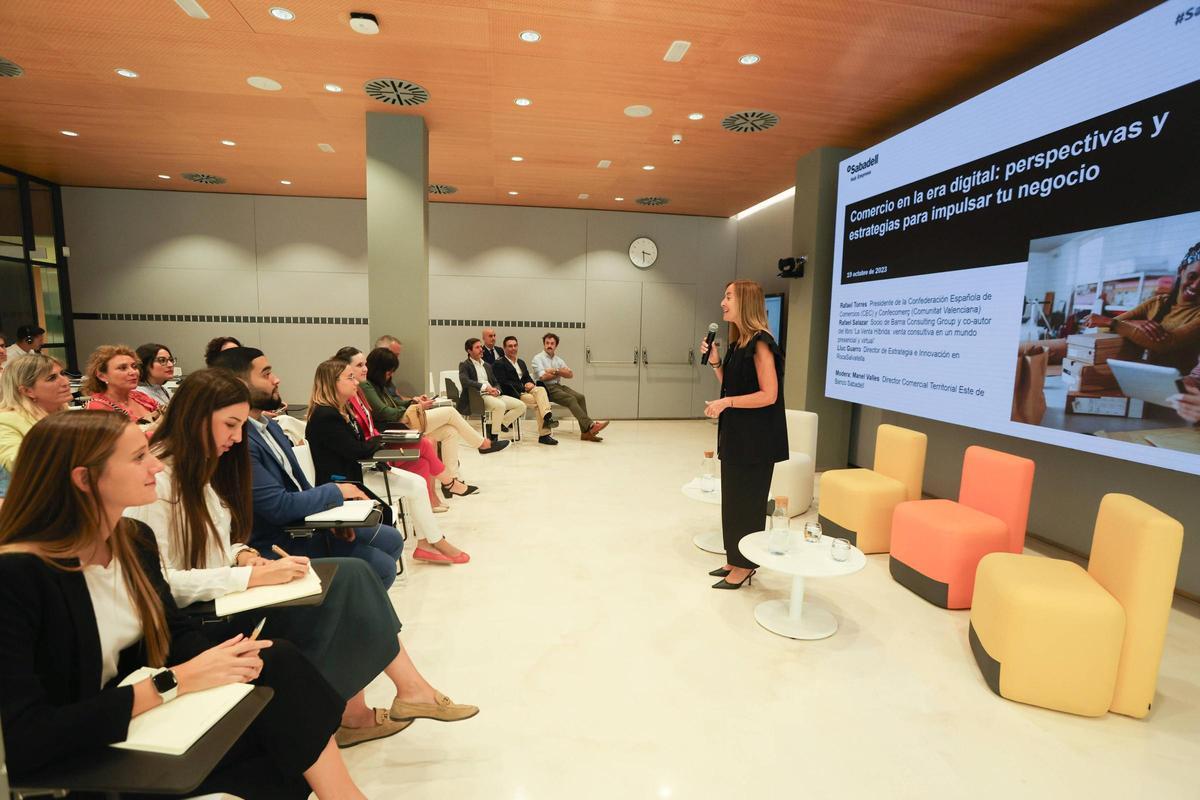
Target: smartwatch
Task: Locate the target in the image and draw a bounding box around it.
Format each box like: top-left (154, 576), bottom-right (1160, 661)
top-left (152, 668), bottom-right (179, 703)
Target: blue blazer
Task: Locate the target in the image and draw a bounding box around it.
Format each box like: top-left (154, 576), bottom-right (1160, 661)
top-left (245, 418), bottom-right (343, 553)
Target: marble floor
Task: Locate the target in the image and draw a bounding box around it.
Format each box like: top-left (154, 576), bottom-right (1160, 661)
top-left (343, 419), bottom-right (1199, 799)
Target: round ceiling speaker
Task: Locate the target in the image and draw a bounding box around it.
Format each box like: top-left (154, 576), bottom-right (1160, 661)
top-left (181, 173), bottom-right (228, 185)
top-left (428, 184), bottom-right (458, 195)
top-left (635, 197), bottom-right (670, 206)
top-left (721, 110), bottom-right (779, 133)
top-left (0, 56), bottom-right (24, 78)
top-left (364, 78), bottom-right (430, 106)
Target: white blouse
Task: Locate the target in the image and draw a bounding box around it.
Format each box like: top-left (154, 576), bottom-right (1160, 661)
top-left (124, 463), bottom-right (252, 607)
top-left (82, 557), bottom-right (143, 687)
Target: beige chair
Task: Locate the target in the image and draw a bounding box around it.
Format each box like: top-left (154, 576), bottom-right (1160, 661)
top-left (769, 409), bottom-right (818, 516)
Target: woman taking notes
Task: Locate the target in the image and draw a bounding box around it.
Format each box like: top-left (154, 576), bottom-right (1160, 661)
top-left (127, 369), bottom-right (478, 748)
top-left (700, 279), bottom-right (789, 590)
top-left (0, 411), bottom-right (365, 798)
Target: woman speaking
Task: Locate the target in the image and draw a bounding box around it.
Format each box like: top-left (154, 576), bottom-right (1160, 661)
top-left (701, 279), bottom-right (788, 590)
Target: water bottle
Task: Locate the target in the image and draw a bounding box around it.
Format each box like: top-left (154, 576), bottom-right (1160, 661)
top-left (767, 496), bottom-right (791, 555)
top-left (700, 450), bottom-right (716, 493)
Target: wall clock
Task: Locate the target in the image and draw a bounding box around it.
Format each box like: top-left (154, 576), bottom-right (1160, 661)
top-left (629, 236), bottom-right (658, 269)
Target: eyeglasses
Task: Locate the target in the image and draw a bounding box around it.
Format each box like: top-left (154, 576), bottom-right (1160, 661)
top-left (154, 356), bottom-right (176, 365)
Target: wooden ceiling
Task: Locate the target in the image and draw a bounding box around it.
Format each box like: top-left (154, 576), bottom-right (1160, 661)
top-left (0, 0), bottom-right (1154, 217)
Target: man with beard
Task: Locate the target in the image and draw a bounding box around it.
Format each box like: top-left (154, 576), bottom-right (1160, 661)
top-left (211, 347), bottom-right (405, 586)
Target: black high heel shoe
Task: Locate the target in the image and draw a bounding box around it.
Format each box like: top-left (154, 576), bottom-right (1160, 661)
top-left (441, 479), bottom-right (479, 499)
top-left (708, 567), bottom-right (731, 578)
top-left (712, 570), bottom-right (755, 590)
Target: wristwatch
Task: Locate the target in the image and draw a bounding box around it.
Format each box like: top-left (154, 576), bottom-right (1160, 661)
top-left (152, 668), bottom-right (179, 703)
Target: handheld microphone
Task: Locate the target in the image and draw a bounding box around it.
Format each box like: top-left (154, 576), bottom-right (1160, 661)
top-left (702, 322), bottom-right (719, 365)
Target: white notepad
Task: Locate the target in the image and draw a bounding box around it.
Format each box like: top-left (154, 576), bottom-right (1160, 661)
top-left (214, 566), bottom-right (322, 616)
top-left (304, 499), bottom-right (376, 525)
top-left (112, 668), bottom-right (253, 755)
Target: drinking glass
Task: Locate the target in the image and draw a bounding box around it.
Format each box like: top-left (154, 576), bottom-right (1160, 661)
top-left (831, 537), bottom-right (851, 562)
top-left (803, 520), bottom-right (823, 544)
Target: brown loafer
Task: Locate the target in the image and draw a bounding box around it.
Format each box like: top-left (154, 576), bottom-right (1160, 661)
top-left (335, 708), bottom-right (413, 749)
top-left (593, 420), bottom-right (610, 433)
top-left (581, 431), bottom-right (603, 442)
top-left (390, 692), bottom-right (480, 723)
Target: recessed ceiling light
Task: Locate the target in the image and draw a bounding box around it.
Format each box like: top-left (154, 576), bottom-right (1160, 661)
top-left (642, 164), bottom-right (655, 171)
top-left (624, 105), bottom-right (653, 118)
top-left (688, 112), bottom-right (704, 121)
top-left (519, 30), bottom-right (541, 42)
top-left (578, 193), bottom-right (589, 199)
top-left (269, 7), bottom-right (295, 21)
top-left (317, 143), bottom-right (335, 153)
top-left (157, 174), bottom-right (171, 180)
top-left (511, 155), bottom-right (524, 162)
top-left (738, 53), bottom-right (761, 65)
top-left (507, 191), bottom-right (519, 196)
top-left (324, 83), bottom-right (343, 93)
top-left (614, 197), bottom-right (624, 201)
top-left (280, 179), bottom-right (292, 185)
top-left (60, 130), bottom-right (79, 137)
top-left (220, 139), bottom-right (236, 146)
top-left (596, 159), bottom-right (612, 169)
top-left (247, 76), bottom-right (283, 91)
top-left (115, 68), bottom-right (139, 78)
top-left (513, 97), bottom-right (532, 107)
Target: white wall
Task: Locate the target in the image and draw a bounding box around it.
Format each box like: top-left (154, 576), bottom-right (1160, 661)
top-left (63, 188), bottom-right (737, 415)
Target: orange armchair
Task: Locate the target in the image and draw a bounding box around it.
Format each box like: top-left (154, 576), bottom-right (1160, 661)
top-left (889, 446), bottom-right (1035, 609)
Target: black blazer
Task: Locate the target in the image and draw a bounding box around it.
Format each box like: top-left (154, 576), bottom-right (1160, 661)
top-left (0, 521), bottom-right (211, 777)
top-left (492, 357), bottom-right (535, 399)
top-left (304, 403), bottom-right (382, 484)
top-left (457, 358), bottom-right (498, 414)
top-left (481, 344), bottom-right (504, 364)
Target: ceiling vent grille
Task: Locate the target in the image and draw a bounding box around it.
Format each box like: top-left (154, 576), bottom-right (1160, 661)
top-left (721, 110), bottom-right (779, 133)
top-left (636, 197), bottom-right (669, 206)
top-left (364, 79), bottom-right (430, 106)
top-left (0, 56), bottom-right (23, 78)
top-left (428, 184), bottom-right (458, 195)
top-left (181, 173), bottom-right (227, 185)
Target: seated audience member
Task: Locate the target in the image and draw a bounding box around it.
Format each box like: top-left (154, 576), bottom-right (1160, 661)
top-left (361, 348), bottom-right (507, 474)
top-left (84, 344), bottom-right (164, 431)
top-left (209, 348), bottom-right (408, 584)
top-left (480, 327), bottom-right (505, 364)
top-left (204, 335), bottom-right (243, 367)
top-left (6, 325), bottom-right (45, 362)
top-left (136, 341), bottom-right (177, 406)
top-left (335, 348), bottom-right (480, 510)
top-left (493, 335), bottom-right (558, 445)
top-left (1088, 242), bottom-right (1200, 373)
top-left (459, 338), bottom-right (524, 438)
top-left (531, 331), bottom-right (610, 442)
top-left (0, 411), bottom-right (366, 798)
top-left (307, 358), bottom-right (470, 565)
top-left (376, 334), bottom-right (403, 359)
top-left (0, 353), bottom-right (72, 501)
top-left (126, 369), bottom-right (477, 747)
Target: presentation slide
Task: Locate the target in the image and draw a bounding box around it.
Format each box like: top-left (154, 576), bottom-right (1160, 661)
top-left (827, 2), bottom-right (1200, 475)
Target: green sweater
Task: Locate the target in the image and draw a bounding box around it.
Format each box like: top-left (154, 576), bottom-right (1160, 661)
top-left (359, 380), bottom-right (413, 423)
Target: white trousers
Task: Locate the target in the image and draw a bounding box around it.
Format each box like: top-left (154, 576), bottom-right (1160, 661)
top-left (424, 406), bottom-right (484, 474)
top-left (363, 466), bottom-right (443, 543)
top-left (483, 394), bottom-right (525, 428)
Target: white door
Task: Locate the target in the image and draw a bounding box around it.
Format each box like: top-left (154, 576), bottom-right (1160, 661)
top-left (638, 282), bottom-right (696, 418)
top-left (584, 281), bottom-right (642, 419)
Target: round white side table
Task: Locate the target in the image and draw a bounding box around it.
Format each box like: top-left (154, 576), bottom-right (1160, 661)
top-left (738, 531), bottom-right (866, 640)
top-left (681, 478), bottom-right (723, 553)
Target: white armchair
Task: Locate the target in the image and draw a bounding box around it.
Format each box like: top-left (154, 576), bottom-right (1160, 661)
top-left (770, 409), bottom-right (818, 516)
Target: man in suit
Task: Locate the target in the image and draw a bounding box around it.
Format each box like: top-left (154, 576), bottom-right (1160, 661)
top-left (458, 337), bottom-right (524, 439)
top-left (480, 327), bottom-right (505, 364)
top-left (492, 335), bottom-right (558, 445)
top-left (212, 346), bottom-right (405, 588)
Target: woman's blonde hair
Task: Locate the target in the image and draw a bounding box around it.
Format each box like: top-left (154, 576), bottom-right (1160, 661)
top-left (0, 411), bottom-right (171, 665)
top-left (0, 353), bottom-right (67, 421)
top-left (726, 279), bottom-right (771, 347)
top-left (309, 358), bottom-right (350, 419)
top-left (83, 344), bottom-right (138, 396)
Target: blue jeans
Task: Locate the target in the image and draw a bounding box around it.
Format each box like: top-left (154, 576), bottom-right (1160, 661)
top-left (293, 523), bottom-right (404, 589)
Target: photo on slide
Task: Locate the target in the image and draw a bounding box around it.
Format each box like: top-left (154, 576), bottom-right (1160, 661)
top-left (1011, 210), bottom-right (1200, 456)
